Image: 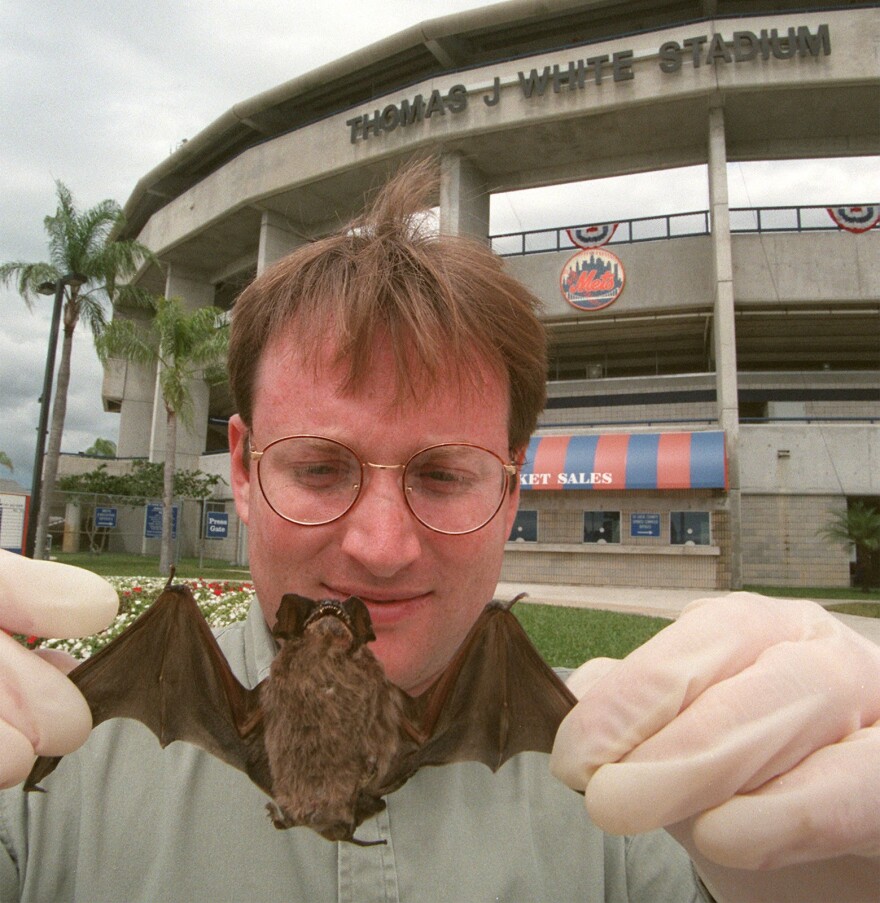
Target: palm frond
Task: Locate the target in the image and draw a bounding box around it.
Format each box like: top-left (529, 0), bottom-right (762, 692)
top-left (0, 261), bottom-right (60, 308)
top-left (96, 318), bottom-right (159, 366)
top-left (113, 283), bottom-right (157, 311)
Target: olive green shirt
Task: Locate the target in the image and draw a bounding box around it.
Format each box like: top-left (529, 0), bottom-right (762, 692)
top-left (0, 600), bottom-right (708, 902)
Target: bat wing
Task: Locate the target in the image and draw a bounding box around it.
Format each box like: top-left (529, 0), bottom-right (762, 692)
top-left (26, 582), bottom-right (270, 795)
top-left (381, 598), bottom-right (577, 793)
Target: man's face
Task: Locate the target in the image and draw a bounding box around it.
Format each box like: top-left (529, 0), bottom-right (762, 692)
top-left (229, 331), bottom-right (520, 694)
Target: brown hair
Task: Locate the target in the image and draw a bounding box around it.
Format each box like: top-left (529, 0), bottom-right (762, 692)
top-left (228, 159), bottom-right (547, 450)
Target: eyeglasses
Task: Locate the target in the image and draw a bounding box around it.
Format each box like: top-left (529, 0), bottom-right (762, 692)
top-left (249, 435), bottom-right (518, 535)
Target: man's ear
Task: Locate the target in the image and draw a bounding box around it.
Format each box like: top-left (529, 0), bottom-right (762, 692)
top-left (228, 414), bottom-right (251, 525)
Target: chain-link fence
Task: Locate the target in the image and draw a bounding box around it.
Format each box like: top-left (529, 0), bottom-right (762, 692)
top-left (44, 490), bottom-right (247, 566)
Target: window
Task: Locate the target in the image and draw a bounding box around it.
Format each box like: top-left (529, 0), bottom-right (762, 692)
top-left (509, 510), bottom-right (538, 542)
top-left (670, 511), bottom-right (710, 545)
top-left (584, 511), bottom-right (620, 544)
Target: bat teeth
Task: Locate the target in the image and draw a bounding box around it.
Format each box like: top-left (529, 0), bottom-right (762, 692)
top-left (303, 600), bottom-right (354, 633)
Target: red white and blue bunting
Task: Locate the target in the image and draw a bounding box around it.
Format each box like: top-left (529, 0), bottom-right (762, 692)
top-left (826, 206), bottom-right (880, 234)
top-left (566, 222), bottom-right (619, 248)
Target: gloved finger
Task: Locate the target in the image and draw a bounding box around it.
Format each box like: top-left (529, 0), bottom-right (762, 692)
top-left (564, 657), bottom-right (619, 701)
top-left (582, 624), bottom-right (880, 834)
top-left (0, 719), bottom-right (36, 790)
top-left (691, 720), bottom-right (880, 870)
top-left (673, 830), bottom-right (880, 903)
top-left (34, 647), bottom-right (80, 675)
top-left (0, 631), bottom-right (92, 759)
top-left (550, 595), bottom-right (880, 824)
top-left (0, 549), bottom-right (118, 638)
top-left (551, 593), bottom-right (815, 793)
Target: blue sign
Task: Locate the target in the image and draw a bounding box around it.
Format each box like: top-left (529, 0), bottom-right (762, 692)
top-left (205, 511), bottom-right (229, 540)
top-left (94, 507), bottom-right (117, 529)
top-left (145, 503), bottom-right (178, 539)
top-left (630, 512), bottom-right (661, 537)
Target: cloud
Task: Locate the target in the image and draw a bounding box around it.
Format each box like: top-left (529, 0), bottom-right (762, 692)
top-left (0, 301), bottom-right (120, 487)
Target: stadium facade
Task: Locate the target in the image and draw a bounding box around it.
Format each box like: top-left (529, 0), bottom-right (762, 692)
top-left (82, 0), bottom-right (878, 589)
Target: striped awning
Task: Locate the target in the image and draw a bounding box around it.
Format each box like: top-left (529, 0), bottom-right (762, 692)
top-left (520, 431), bottom-right (728, 490)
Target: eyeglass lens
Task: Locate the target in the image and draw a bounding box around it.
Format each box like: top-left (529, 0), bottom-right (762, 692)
top-left (256, 437), bottom-right (510, 534)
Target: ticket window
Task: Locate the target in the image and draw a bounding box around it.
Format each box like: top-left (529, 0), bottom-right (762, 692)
top-left (584, 511), bottom-right (620, 544)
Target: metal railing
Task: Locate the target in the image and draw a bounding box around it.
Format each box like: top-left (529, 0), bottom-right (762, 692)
top-left (489, 203), bottom-right (877, 257)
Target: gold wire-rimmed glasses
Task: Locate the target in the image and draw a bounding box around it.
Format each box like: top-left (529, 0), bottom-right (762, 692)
top-left (249, 435), bottom-right (517, 535)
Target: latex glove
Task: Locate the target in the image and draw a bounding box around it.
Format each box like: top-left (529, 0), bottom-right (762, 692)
top-left (551, 592), bottom-right (880, 903)
top-left (0, 550), bottom-right (118, 789)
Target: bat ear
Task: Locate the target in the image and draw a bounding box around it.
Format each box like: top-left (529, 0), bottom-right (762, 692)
top-left (344, 597), bottom-right (376, 646)
top-left (273, 594), bottom-right (319, 640)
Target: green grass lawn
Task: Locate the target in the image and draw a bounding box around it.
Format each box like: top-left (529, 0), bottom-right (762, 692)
top-left (744, 584), bottom-right (880, 619)
top-left (51, 551), bottom-right (250, 579)
top-left (744, 584), bottom-right (880, 603)
top-left (823, 601), bottom-right (880, 618)
top-left (514, 603), bottom-right (671, 668)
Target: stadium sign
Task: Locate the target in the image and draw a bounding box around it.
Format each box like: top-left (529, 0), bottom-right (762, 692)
top-left (346, 23), bottom-right (831, 142)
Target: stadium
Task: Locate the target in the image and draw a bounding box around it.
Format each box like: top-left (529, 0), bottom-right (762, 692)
top-left (69, 0), bottom-right (878, 590)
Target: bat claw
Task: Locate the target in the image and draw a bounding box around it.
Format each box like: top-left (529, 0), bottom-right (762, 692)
top-left (266, 801), bottom-right (294, 829)
top-left (494, 592), bottom-right (528, 611)
top-left (349, 835), bottom-right (387, 847)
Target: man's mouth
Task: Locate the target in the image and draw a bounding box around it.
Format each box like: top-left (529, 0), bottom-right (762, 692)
top-left (323, 587), bottom-right (431, 627)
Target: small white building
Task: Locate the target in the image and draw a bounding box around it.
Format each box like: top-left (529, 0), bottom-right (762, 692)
top-left (0, 479), bottom-right (29, 555)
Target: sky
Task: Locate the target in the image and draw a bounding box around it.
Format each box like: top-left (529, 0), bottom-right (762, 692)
top-left (1, 0), bottom-right (877, 492)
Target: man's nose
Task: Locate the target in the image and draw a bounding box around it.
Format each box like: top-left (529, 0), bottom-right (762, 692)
top-left (338, 467), bottom-right (422, 577)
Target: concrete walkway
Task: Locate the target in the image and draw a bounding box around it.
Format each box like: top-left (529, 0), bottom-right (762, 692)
top-left (496, 581), bottom-right (880, 646)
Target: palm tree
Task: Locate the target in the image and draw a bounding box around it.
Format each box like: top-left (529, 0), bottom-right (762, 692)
top-left (96, 297), bottom-right (229, 574)
top-left (820, 500), bottom-right (880, 592)
top-left (0, 452), bottom-right (13, 473)
top-left (0, 181), bottom-right (153, 558)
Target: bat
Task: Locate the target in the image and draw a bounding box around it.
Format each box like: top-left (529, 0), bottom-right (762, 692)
top-left (26, 578), bottom-right (576, 844)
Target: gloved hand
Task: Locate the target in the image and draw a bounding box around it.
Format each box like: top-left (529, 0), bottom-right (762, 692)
top-left (0, 550), bottom-right (118, 789)
top-left (551, 592), bottom-right (880, 903)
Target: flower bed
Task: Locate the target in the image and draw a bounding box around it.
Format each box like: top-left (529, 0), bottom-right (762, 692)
top-left (37, 577), bottom-right (256, 659)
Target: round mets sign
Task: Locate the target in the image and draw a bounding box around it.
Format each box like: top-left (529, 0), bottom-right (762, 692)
top-left (560, 247), bottom-right (625, 311)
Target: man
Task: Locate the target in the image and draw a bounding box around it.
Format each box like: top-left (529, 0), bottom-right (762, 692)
top-left (1, 162), bottom-right (878, 901)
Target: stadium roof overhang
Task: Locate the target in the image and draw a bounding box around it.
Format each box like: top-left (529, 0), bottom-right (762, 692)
top-left (118, 0), bottom-right (880, 249)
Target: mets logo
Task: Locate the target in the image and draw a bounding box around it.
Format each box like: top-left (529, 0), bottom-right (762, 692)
top-left (560, 248), bottom-right (625, 311)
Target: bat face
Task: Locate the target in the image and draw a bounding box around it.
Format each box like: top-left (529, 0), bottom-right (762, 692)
top-left (272, 595), bottom-right (376, 650)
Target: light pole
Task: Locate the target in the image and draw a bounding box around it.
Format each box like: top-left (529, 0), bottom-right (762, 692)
top-left (25, 273), bottom-right (87, 558)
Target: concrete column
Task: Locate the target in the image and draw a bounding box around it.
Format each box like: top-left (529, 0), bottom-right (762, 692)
top-left (61, 499), bottom-right (81, 553)
top-left (708, 103), bottom-right (742, 589)
top-left (149, 267), bottom-right (215, 473)
top-left (110, 313), bottom-right (159, 459)
top-left (258, 210), bottom-right (305, 274)
top-left (439, 153), bottom-right (490, 241)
